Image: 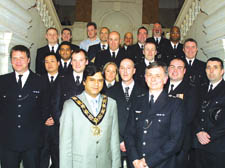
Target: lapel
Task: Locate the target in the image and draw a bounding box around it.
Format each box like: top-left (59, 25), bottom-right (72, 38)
top-left (206, 80), bottom-right (225, 99)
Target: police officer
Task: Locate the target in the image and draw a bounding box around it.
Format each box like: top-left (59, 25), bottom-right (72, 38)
top-left (193, 57), bottom-right (225, 168)
top-left (0, 45), bottom-right (49, 168)
top-left (125, 62), bottom-right (185, 168)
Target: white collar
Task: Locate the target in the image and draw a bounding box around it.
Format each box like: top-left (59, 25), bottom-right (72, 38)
top-left (47, 72), bottom-right (58, 82)
top-left (15, 70), bottom-right (30, 88)
top-left (149, 90), bottom-right (163, 102)
top-left (209, 79), bottom-right (223, 90)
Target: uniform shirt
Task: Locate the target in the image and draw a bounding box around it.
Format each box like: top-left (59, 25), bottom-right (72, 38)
top-left (208, 79), bottom-right (222, 91)
top-left (168, 80), bottom-right (182, 93)
top-left (185, 57), bottom-right (195, 66)
top-left (105, 80), bottom-right (115, 88)
top-left (60, 59), bottom-right (71, 68)
top-left (73, 71), bottom-right (83, 84)
top-left (109, 48), bottom-right (119, 58)
top-left (144, 58), bottom-right (155, 66)
top-left (48, 44), bottom-right (59, 53)
top-left (15, 70), bottom-right (30, 88)
top-left (47, 72), bottom-right (58, 82)
top-left (149, 90), bottom-right (162, 102)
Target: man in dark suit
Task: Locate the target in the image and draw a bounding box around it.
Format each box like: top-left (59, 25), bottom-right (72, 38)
top-left (95, 31), bottom-right (127, 69)
top-left (40, 53), bottom-right (61, 168)
top-left (183, 38), bottom-right (208, 88)
top-left (107, 58), bottom-right (146, 168)
top-left (127, 26), bottom-right (148, 65)
top-left (146, 22), bottom-right (169, 63)
top-left (36, 27), bottom-right (60, 75)
top-left (122, 32), bottom-right (133, 51)
top-left (61, 28), bottom-right (79, 51)
top-left (164, 26), bottom-right (185, 65)
top-left (58, 41), bottom-right (73, 75)
top-left (125, 62), bottom-right (185, 168)
top-left (87, 27), bottom-right (110, 62)
top-left (0, 45), bottom-right (49, 168)
top-left (193, 57), bottom-right (225, 168)
top-left (165, 58), bottom-right (199, 168)
top-left (135, 42), bottom-right (158, 89)
top-left (52, 48), bottom-right (88, 127)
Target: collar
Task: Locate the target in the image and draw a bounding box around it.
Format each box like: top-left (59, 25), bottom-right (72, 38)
top-left (169, 80), bottom-right (182, 90)
top-left (209, 79), bottom-right (223, 90)
top-left (105, 80), bottom-right (115, 86)
top-left (101, 43), bottom-right (108, 49)
top-left (48, 72), bottom-right (58, 82)
top-left (154, 36), bottom-right (161, 42)
top-left (110, 48), bottom-right (119, 56)
top-left (61, 59), bottom-right (71, 67)
top-left (138, 42), bottom-right (144, 49)
top-left (185, 57), bottom-right (195, 65)
top-left (149, 89), bottom-right (163, 102)
top-left (48, 44), bottom-right (59, 52)
top-left (122, 80), bottom-right (135, 95)
top-left (144, 58), bottom-right (154, 66)
top-left (170, 41), bottom-right (179, 48)
top-left (73, 71), bottom-right (83, 82)
top-left (15, 70), bottom-right (30, 88)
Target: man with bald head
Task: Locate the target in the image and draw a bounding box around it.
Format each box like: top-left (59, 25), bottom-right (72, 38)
top-left (95, 31), bottom-right (127, 69)
top-left (123, 32), bottom-right (133, 51)
top-left (107, 58), bottom-right (146, 168)
top-left (146, 22), bottom-right (169, 63)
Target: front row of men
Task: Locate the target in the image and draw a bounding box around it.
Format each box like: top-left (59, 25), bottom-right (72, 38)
top-left (0, 45), bottom-right (225, 168)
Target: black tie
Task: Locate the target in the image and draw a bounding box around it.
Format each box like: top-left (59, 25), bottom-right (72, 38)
top-left (64, 62), bottom-right (67, 69)
top-left (102, 45), bottom-right (106, 50)
top-left (50, 76), bottom-right (54, 83)
top-left (124, 87), bottom-right (130, 102)
top-left (149, 95), bottom-right (154, 108)
top-left (75, 76), bottom-right (80, 86)
top-left (107, 83), bottom-right (112, 88)
top-left (169, 84), bottom-right (174, 94)
top-left (208, 84), bottom-right (213, 93)
top-left (141, 45), bottom-right (144, 50)
top-left (189, 60), bottom-right (192, 67)
top-left (18, 75), bottom-right (23, 89)
top-left (51, 46), bottom-right (54, 53)
top-left (174, 45), bottom-right (177, 50)
top-left (112, 52), bottom-right (116, 60)
top-left (155, 38), bottom-right (159, 45)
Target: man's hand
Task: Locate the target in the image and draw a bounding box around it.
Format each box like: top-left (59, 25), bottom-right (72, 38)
top-left (45, 117), bottom-right (54, 126)
top-left (133, 158), bottom-right (148, 168)
top-left (196, 131), bottom-right (211, 145)
top-left (120, 141), bottom-right (126, 152)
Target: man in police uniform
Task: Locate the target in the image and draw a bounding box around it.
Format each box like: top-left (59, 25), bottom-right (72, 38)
top-left (193, 57), bottom-right (225, 168)
top-left (125, 62), bottom-right (185, 168)
top-left (0, 45), bottom-right (49, 168)
top-left (59, 64), bottom-right (121, 168)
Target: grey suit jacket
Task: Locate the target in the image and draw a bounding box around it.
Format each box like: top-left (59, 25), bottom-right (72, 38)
top-left (59, 91), bottom-right (121, 168)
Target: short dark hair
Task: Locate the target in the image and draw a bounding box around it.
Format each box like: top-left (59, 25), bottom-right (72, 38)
top-left (61, 28), bottom-right (72, 36)
top-left (146, 61), bottom-right (167, 73)
top-left (183, 38), bottom-right (198, 47)
top-left (206, 57), bottom-right (224, 69)
top-left (87, 22), bottom-right (97, 29)
top-left (137, 26), bottom-right (148, 35)
top-left (10, 45), bottom-right (30, 59)
top-left (44, 53), bottom-right (60, 62)
top-left (59, 41), bottom-right (71, 50)
top-left (169, 58), bottom-right (186, 68)
top-left (83, 64), bottom-right (102, 82)
top-left (46, 27), bottom-right (58, 34)
top-left (71, 48), bottom-right (88, 60)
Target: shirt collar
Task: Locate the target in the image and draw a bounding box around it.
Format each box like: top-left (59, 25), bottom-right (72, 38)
top-left (73, 71), bottom-right (83, 82)
top-left (185, 57), bottom-right (195, 65)
top-left (48, 44), bottom-right (59, 52)
top-left (149, 90), bottom-right (163, 102)
top-left (122, 80), bottom-right (135, 96)
top-left (110, 48), bottom-right (119, 56)
top-left (169, 80), bottom-right (182, 90)
top-left (209, 79), bottom-right (223, 90)
top-left (48, 72), bottom-right (58, 82)
top-left (105, 80), bottom-right (115, 87)
top-left (61, 59), bottom-right (71, 67)
top-left (144, 58), bottom-right (154, 66)
top-left (15, 70), bottom-right (30, 88)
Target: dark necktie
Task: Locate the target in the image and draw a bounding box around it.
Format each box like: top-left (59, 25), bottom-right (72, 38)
top-left (155, 38), bottom-right (159, 45)
top-left (112, 52), bottom-right (116, 60)
top-left (51, 46), bottom-right (54, 53)
top-left (102, 45), bottom-right (106, 50)
top-left (107, 83), bottom-right (112, 88)
top-left (141, 45), bottom-right (144, 50)
top-left (75, 76), bottom-right (80, 86)
top-left (189, 60), bottom-right (192, 67)
top-left (64, 62), bottom-right (67, 69)
top-left (50, 76), bottom-right (54, 83)
top-left (124, 87), bottom-right (130, 102)
top-left (208, 84), bottom-right (213, 93)
top-left (18, 75), bottom-right (23, 89)
top-left (169, 84), bottom-right (174, 94)
top-left (149, 94), bottom-right (154, 108)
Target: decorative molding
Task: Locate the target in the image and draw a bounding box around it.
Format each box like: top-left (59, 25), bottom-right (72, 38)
top-left (36, 0), bottom-right (62, 31)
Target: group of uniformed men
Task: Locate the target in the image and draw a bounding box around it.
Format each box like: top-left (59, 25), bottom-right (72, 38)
top-left (0, 21), bottom-right (225, 168)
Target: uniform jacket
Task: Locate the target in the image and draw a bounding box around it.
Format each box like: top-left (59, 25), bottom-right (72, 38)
top-left (59, 92), bottom-right (121, 168)
top-left (94, 48), bottom-right (127, 69)
top-left (0, 71), bottom-right (49, 151)
top-left (164, 79), bottom-right (200, 151)
top-left (127, 43), bottom-right (144, 65)
top-left (193, 80), bottom-right (225, 152)
top-left (58, 60), bottom-right (73, 75)
top-left (125, 91), bottom-right (185, 168)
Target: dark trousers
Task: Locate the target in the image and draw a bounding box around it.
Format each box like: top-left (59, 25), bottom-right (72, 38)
top-left (1, 148), bottom-right (40, 168)
top-left (195, 149), bottom-right (225, 168)
top-left (176, 149), bottom-right (189, 168)
top-left (40, 126), bottom-right (59, 168)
